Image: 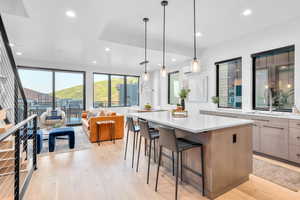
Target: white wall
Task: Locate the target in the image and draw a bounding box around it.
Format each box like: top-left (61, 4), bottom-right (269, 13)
top-left (149, 18), bottom-right (300, 112)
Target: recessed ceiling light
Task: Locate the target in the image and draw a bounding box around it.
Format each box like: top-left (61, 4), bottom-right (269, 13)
top-left (171, 58), bottom-right (176, 62)
top-left (92, 60), bottom-right (97, 64)
top-left (242, 9), bottom-right (252, 16)
top-left (16, 52), bottom-right (22, 56)
top-left (196, 32), bottom-right (203, 37)
top-left (9, 43), bottom-right (15, 47)
top-left (65, 10), bottom-right (76, 18)
top-left (105, 47), bottom-right (110, 52)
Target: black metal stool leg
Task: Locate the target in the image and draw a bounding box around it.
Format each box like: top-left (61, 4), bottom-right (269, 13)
top-left (180, 152), bottom-right (183, 182)
top-left (175, 152), bottom-right (179, 200)
top-left (172, 151), bottom-right (175, 176)
top-left (136, 135), bottom-right (142, 172)
top-left (124, 128), bottom-right (129, 160)
top-left (155, 146), bottom-right (162, 192)
top-left (147, 139), bottom-right (152, 184)
top-left (132, 131), bottom-right (136, 168)
top-left (144, 139), bottom-right (147, 156)
top-left (201, 145), bottom-right (205, 196)
top-left (153, 139), bottom-right (156, 163)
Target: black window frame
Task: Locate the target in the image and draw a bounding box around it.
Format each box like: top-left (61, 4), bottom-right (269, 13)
top-left (252, 45), bottom-right (295, 112)
top-left (17, 65), bottom-right (86, 126)
top-left (215, 57), bottom-right (242, 109)
top-left (168, 71), bottom-right (180, 105)
top-left (93, 72), bottom-right (140, 108)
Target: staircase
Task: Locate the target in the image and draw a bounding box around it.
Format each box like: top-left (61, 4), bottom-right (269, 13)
top-left (0, 13), bottom-right (38, 200)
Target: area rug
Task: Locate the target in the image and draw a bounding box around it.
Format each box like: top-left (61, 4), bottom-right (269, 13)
top-left (253, 158), bottom-right (300, 192)
top-left (39, 126), bottom-right (92, 156)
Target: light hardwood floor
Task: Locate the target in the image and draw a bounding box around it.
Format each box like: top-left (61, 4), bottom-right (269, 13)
top-left (24, 139), bottom-right (300, 200)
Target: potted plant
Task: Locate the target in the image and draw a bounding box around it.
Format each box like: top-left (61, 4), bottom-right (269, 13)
top-left (211, 96), bottom-right (219, 108)
top-left (179, 88), bottom-right (191, 111)
top-left (144, 103), bottom-right (152, 111)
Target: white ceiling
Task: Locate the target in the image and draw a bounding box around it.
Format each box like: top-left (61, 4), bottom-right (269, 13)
top-left (2, 0), bottom-right (300, 73)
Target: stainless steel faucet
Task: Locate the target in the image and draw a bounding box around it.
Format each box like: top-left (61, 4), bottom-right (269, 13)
top-left (267, 88), bottom-right (273, 112)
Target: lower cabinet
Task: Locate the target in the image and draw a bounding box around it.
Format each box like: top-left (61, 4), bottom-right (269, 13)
top-left (260, 125), bottom-right (288, 159)
top-left (200, 110), bottom-right (300, 164)
top-left (289, 145), bottom-right (300, 163)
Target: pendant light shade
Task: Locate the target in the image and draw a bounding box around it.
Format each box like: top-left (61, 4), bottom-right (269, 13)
top-left (191, 0), bottom-right (201, 73)
top-left (142, 17), bottom-right (149, 81)
top-left (161, 0), bottom-right (168, 77)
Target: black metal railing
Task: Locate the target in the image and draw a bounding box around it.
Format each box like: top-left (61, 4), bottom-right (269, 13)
top-left (0, 13), bottom-right (34, 200)
top-left (0, 114), bottom-right (38, 200)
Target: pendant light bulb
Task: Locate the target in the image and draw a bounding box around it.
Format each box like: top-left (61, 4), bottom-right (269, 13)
top-left (144, 72), bottom-right (149, 81)
top-left (161, 67), bottom-right (167, 77)
top-left (191, 58), bottom-right (200, 73)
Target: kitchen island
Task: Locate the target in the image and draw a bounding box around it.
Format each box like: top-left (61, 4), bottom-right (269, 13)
top-left (129, 111), bottom-right (253, 199)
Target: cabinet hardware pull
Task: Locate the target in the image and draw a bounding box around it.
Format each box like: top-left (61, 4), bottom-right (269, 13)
top-left (263, 125), bottom-right (284, 130)
top-left (297, 124), bottom-right (300, 126)
top-left (297, 154), bottom-right (300, 157)
top-left (297, 136), bottom-right (300, 139)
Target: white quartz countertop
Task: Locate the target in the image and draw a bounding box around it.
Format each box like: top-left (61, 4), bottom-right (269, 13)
top-left (128, 111), bottom-right (253, 134)
top-left (200, 108), bottom-right (300, 120)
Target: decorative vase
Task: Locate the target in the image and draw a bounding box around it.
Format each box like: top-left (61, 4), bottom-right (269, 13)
top-left (181, 99), bottom-right (185, 111)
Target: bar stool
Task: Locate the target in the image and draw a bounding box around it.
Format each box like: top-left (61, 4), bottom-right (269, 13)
top-left (136, 118), bottom-right (160, 184)
top-left (155, 126), bottom-right (205, 200)
top-left (124, 117), bottom-right (140, 168)
top-left (96, 120), bottom-right (116, 145)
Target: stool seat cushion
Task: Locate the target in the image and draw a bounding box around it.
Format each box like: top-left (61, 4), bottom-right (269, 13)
top-left (149, 130), bottom-right (160, 139)
top-left (177, 138), bottom-right (202, 152)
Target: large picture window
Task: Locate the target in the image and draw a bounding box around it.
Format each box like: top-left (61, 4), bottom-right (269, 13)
top-left (18, 67), bottom-right (85, 125)
top-left (253, 46), bottom-right (294, 112)
top-left (93, 73), bottom-right (139, 107)
top-left (216, 58), bottom-right (242, 109)
top-left (168, 71), bottom-right (180, 105)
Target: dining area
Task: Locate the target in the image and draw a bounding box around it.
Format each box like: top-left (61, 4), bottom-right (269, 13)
top-left (124, 110), bottom-right (253, 200)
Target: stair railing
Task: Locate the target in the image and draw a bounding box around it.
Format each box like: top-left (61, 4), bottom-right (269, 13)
top-left (0, 114), bottom-right (38, 200)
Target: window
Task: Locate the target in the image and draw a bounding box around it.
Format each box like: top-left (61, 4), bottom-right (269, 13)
top-left (216, 58), bottom-right (242, 109)
top-left (126, 76), bottom-right (139, 106)
top-left (93, 74), bottom-right (109, 107)
top-left (55, 71), bottom-right (84, 124)
top-left (253, 46), bottom-right (294, 112)
top-left (93, 73), bottom-right (139, 107)
top-left (111, 75), bottom-right (125, 106)
top-left (168, 71), bottom-right (180, 105)
top-left (18, 67), bottom-right (85, 125)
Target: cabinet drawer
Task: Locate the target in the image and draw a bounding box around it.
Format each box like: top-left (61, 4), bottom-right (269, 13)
top-left (289, 120), bottom-right (300, 129)
top-left (289, 128), bottom-right (300, 146)
top-left (289, 145), bottom-right (300, 164)
top-left (260, 125), bottom-right (288, 159)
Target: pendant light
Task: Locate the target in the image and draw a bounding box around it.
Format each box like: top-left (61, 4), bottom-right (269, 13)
top-left (160, 0), bottom-right (168, 77)
top-left (143, 17), bottom-right (149, 81)
top-left (191, 0), bottom-right (200, 73)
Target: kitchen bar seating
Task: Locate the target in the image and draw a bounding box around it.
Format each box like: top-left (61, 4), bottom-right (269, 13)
top-left (136, 118), bottom-right (160, 184)
top-left (124, 117), bottom-right (140, 168)
top-left (155, 126), bottom-right (205, 200)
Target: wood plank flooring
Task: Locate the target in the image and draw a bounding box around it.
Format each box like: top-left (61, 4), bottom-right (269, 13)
top-left (24, 140), bottom-right (300, 200)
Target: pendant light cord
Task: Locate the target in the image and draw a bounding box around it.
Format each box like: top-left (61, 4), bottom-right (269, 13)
top-left (162, 2), bottom-right (166, 69)
top-left (193, 0), bottom-right (197, 60)
top-left (145, 19), bottom-right (147, 74)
